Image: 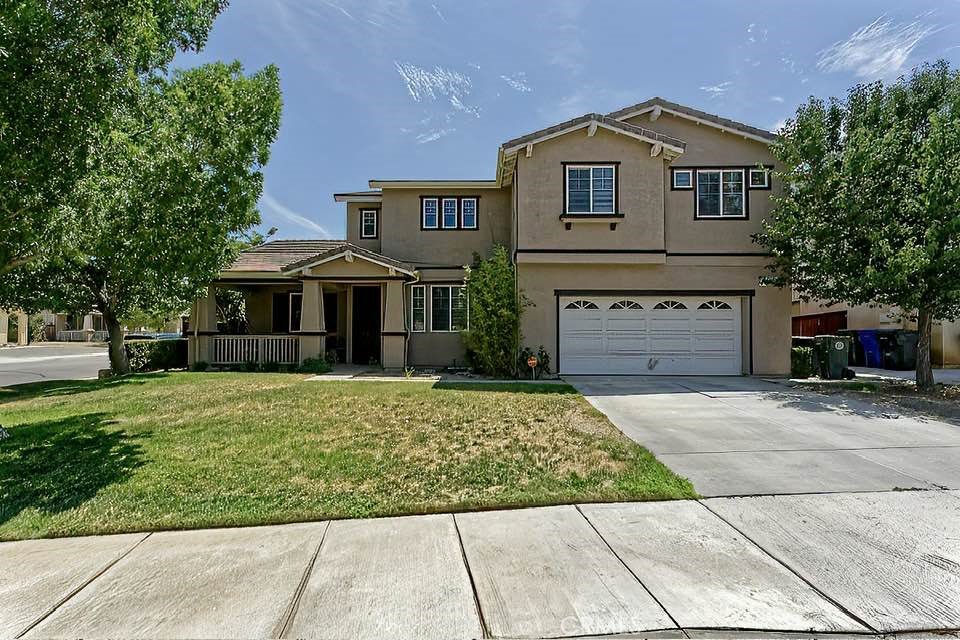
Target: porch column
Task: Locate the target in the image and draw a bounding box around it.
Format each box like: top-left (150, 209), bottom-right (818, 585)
top-left (381, 281), bottom-right (407, 369)
top-left (82, 313), bottom-right (95, 341)
top-left (188, 285), bottom-right (218, 365)
top-left (17, 311), bottom-right (29, 345)
top-left (0, 310), bottom-right (8, 346)
top-left (299, 279), bottom-right (326, 364)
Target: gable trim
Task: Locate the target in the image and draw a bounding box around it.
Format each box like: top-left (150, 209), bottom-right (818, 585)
top-left (282, 249), bottom-right (416, 278)
top-left (612, 105), bottom-right (774, 145)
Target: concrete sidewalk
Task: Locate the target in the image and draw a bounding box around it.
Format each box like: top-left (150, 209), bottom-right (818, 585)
top-left (3, 490), bottom-right (959, 639)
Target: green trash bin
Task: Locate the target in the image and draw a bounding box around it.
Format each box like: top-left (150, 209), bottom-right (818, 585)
top-left (813, 335), bottom-right (853, 379)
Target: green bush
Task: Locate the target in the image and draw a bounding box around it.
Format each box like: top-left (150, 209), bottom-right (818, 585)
top-left (298, 357), bottom-right (331, 374)
top-left (791, 346), bottom-right (815, 379)
top-left (192, 360), bottom-right (209, 372)
top-left (463, 245), bottom-right (528, 377)
top-left (124, 339), bottom-right (188, 372)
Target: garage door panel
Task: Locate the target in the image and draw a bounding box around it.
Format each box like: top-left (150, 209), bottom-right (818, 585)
top-left (559, 296), bottom-right (742, 375)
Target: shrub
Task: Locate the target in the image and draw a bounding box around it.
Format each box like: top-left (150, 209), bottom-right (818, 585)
top-left (791, 346), bottom-right (815, 379)
top-left (463, 245), bottom-right (528, 377)
top-left (29, 316), bottom-right (48, 342)
top-left (125, 339), bottom-right (188, 372)
top-left (298, 357), bottom-right (331, 374)
top-left (192, 360), bottom-right (209, 372)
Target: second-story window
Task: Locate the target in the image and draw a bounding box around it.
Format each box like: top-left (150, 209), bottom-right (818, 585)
top-left (461, 198), bottom-right (477, 229)
top-left (422, 198), bottom-right (439, 228)
top-left (566, 165), bottom-right (615, 214)
top-left (442, 198), bottom-right (458, 228)
top-left (360, 209), bottom-right (378, 238)
top-left (696, 169), bottom-right (745, 218)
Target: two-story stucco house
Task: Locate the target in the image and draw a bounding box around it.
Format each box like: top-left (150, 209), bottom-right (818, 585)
top-left (187, 98), bottom-right (791, 375)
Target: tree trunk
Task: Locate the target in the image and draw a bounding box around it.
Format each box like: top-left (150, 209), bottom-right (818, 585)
top-left (102, 307), bottom-right (130, 374)
top-left (916, 306), bottom-right (935, 392)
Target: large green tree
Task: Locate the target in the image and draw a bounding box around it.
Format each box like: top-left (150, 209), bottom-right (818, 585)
top-left (0, 0), bottom-right (226, 276)
top-left (756, 61), bottom-right (960, 390)
top-left (4, 62), bottom-right (282, 372)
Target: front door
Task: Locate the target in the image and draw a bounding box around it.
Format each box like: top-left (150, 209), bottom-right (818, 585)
top-left (352, 286), bottom-right (381, 365)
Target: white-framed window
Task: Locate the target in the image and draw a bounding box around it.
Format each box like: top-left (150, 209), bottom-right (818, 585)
top-left (422, 197), bottom-right (439, 228)
top-left (411, 285), bottom-right (426, 332)
top-left (672, 169), bottom-right (693, 189)
top-left (289, 292), bottom-right (303, 332)
top-left (461, 197), bottom-right (477, 229)
top-left (430, 285), bottom-right (467, 332)
top-left (360, 209), bottom-right (378, 238)
top-left (749, 167), bottom-right (770, 189)
top-left (442, 198), bottom-right (458, 228)
top-left (565, 165), bottom-right (615, 214)
top-left (696, 169), bottom-right (746, 218)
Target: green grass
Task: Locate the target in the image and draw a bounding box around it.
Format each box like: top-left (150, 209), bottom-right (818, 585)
top-left (0, 373), bottom-right (695, 541)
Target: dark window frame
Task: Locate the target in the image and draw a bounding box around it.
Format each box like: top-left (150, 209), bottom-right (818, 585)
top-left (419, 196), bottom-right (481, 231)
top-left (562, 162), bottom-right (619, 215)
top-left (360, 208), bottom-right (379, 239)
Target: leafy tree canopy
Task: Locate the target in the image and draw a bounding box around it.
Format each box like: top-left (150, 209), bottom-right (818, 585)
top-left (0, 0), bottom-right (227, 275)
top-left (756, 60), bottom-right (960, 389)
top-left (3, 62), bottom-right (282, 372)
top-left (463, 245), bottom-right (527, 377)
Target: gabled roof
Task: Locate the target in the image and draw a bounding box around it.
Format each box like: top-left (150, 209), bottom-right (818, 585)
top-left (281, 242), bottom-right (415, 277)
top-left (500, 113), bottom-right (686, 156)
top-left (224, 240), bottom-right (346, 273)
top-left (606, 97), bottom-right (776, 144)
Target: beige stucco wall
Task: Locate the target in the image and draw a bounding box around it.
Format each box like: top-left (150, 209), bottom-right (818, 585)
top-left (517, 262), bottom-right (791, 376)
top-left (514, 127), bottom-right (665, 252)
top-left (406, 268), bottom-right (469, 368)
top-left (345, 202), bottom-right (382, 253)
top-left (623, 112), bottom-right (779, 253)
top-left (378, 188), bottom-right (511, 267)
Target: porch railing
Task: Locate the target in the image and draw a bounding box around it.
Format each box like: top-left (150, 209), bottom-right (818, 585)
top-left (57, 330), bottom-right (90, 342)
top-left (93, 330), bottom-right (109, 342)
top-left (210, 335), bottom-right (299, 365)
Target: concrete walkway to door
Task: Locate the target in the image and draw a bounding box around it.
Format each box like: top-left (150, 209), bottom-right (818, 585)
top-left (567, 376), bottom-right (960, 496)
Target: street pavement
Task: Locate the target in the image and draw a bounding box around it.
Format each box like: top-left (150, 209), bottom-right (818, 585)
top-left (2, 491), bottom-right (959, 638)
top-left (568, 375), bottom-right (960, 496)
top-left (0, 343), bottom-right (109, 387)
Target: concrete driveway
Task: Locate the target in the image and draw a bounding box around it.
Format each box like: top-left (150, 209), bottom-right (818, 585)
top-left (567, 376), bottom-right (960, 496)
top-left (0, 343), bottom-right (108, 387)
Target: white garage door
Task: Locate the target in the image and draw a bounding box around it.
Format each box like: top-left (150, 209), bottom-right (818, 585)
top-left (559, 295), bottom-right (743, 375)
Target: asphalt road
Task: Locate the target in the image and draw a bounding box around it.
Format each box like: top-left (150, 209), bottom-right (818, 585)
top-left (0, 343), bottom-right (109, 387)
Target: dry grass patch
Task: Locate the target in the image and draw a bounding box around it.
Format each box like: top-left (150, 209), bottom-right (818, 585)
top-left (0, 374), bottom-right (694, 540)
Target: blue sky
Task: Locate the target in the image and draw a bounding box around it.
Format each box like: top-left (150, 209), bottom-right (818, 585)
top-left (177, 0), bottom-right (960, 240)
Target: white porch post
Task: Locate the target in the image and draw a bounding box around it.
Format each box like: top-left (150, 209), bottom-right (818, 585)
top-left (299, 279), bottom-right (326, 364)
top-left (16, 311), bottom-right (29, 345)
top-left (381, 280), bottom-right (407, 369)
top-left (82, 313), bottom-right (95, 341)
top-left (0, 310), bottom-right (8, 346)
top-left (188, 285), bottom-right (218, 365)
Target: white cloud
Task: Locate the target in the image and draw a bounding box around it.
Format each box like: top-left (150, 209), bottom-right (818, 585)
top-left (770, 95), bottom-right (785, 103)
top-left (416, 127), bottom-right (455, 144)
top-left (260, 192), bottom-right (332, 238)
top-left (817, 15), bottom-right (940, 78)
top-left (500, 72), bottom-right (532, 93)
top-left (700, 81), bottom-right (732, 99)
top-left (431, 3), bottom-right (446, 23)
top-left (394, 61), bottom-right (480, 117)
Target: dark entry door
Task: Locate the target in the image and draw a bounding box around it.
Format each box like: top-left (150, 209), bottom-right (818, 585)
top-left (352, 286), bottom-right (381, 365)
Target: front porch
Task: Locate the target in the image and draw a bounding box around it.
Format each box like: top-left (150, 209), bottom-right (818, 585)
top-left (188, 244), bottom-right (415, 369)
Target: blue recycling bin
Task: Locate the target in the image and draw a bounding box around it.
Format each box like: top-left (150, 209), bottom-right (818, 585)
top-left (857, 329), bottom-right (882, 368)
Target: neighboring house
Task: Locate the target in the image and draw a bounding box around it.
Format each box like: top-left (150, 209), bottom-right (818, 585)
top-left (793, 298), bottom-right (960, 367)
top-left (188, 97), bottom-right (791, 375)
top-left (0, 310), bottom-right (30, 346)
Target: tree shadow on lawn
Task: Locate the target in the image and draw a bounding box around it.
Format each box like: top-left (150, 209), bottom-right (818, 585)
top-left (0, 373), bottom-right (168, 405)
top-left (0, 413), bottom-right (146, 528)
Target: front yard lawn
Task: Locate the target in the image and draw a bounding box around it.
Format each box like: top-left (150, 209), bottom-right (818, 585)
top-left (0, 373), bottom-right (694, 540)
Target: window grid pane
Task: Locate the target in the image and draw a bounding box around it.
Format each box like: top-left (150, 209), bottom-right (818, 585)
top-left (442, 199), bottom-right (458, 228)
top-left (412, 287), bottom-right (425, 332)
top-left (721, 170), bottom-right (744, 216)
top-left (567, 168), bottom-right (590, 212)
top-left (432, 287), bottom-right (450, 331)
top-left (451, 286), bottom-right (467, 331)
top-left (462, 199), bottom-right (477, 228)
top-left (697, 171), bottom-right (721, 216)
top-left (362, 211), bottom-right (376, 237)
top-left (423, 199), bottom-right (438, 227)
